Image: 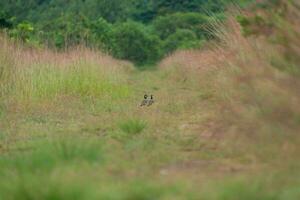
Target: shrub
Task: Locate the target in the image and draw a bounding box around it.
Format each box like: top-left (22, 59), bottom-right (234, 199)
top-left (164, 29), bottom-right (201, 53)
top-left (89, 17), bottom-right (114, 52)
top-left (152, 12), bottom-right (209, 40)
top-left (112, 21), bottom-right (162, 66)
top-left (0, 11), bottom-right (13, 29)
top-left (9, 22), bottom-right (34, 42)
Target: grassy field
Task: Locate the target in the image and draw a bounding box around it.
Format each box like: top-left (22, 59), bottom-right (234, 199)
top-left (1, 3), bottom-right (300, 200)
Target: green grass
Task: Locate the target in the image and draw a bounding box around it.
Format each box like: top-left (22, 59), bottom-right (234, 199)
top-left (201, 173), bottom-right (300, 200)
top-left (11, 63), bottom-right (131, 102)
top-left (0, 66), bottom-right (299, 199)
top-left (1, 55), bottom-right (299, 200)
top-left (119, 119), bottom-right (147, 136)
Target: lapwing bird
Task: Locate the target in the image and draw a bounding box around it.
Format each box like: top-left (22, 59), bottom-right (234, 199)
top-left (140, 95), bottom-right (148, 106)
top-left (147, 95), bottom-right (154, 106)
top-left (140, 94), bottom-right (155, 106)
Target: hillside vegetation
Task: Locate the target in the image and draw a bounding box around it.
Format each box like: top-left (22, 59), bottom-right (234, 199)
top-left (0, 0), bottom-right (253, 65)
top-left (0, 0), bottom-right (300, 199)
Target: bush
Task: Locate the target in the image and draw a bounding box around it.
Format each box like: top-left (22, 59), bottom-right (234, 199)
top-left (0, 11), bottom-right (13, 29)
top-left (112, 21), bottom-right (162, 66)
top-left (152, 12), bottom-right (209, 40)
top-left (89, 17), bottom-right (114, 52)
top-left (9, 22), bottom-right (34, 42)
top-left (164, 29), bottom-right (201, 53)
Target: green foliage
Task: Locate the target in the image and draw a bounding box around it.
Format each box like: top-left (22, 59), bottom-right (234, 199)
top-left (164, 29), bottom-right (202, 53)
top-left (9, 22), bottom-right (34, 42)
top-left (0, 10), bottom-right (13, 29)
top-left (152, 12), bottom-right (210, 40)
top-left (89, 18), bottom-right (114, 51)
top-left (48, 14), bottom-right (91, 48)
top-left (84, 0), bottom-right (131, 23)
top-left (0, 139), bottom-right (104, 173)
top-left (214, 181), bottom-right (276, 200)
top-left (112, 21), bottom-right (162, 66)
top-left (0, 0), bottom-right (252, 66)
top-left (119, 119), bottom-right (147, 135)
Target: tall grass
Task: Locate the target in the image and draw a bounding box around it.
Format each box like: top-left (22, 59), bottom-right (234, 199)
top-left (155, 2), bottom-right (300, 197)
top-left (0, 36), bottom-right (17, 98)
top-left (13, 62), bottom-right (131, 101)
top-left (159, 0), bottom-right (300, 156)
top-left (0, 38), bottom-right (133, 103)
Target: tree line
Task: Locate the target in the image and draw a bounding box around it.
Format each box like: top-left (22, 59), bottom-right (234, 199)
top-left (0, 0), bottom-right (253, 66)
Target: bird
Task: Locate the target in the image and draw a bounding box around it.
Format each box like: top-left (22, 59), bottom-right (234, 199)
top-left (140, 94), bottom-right (148, 106)
top-left (140, 94), bottom-right (155, 106)
top-left (147, 95), bottom-right (154, 106)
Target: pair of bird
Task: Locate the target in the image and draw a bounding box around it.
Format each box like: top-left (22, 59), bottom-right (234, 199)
top-left (140, 94), bottom-right (154, 106)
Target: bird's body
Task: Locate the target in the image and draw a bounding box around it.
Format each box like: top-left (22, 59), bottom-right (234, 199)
top-left (140, 95), bottom-right (148, 106)
top-left (140, 94), bottom-right (154, 106)
top-left (140, 99), bottom-right (148, 106)
top-left (147, 95), bottom-right (154, 106)
top-left (147, 99), bottom-right (154, 106)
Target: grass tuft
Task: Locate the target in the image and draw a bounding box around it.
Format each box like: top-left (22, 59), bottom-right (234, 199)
top-left (119, 119), bottom-right (147, 135)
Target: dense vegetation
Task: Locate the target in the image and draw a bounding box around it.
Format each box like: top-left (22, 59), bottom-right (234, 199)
top-left (0, 0), bottom-right (252, 65)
